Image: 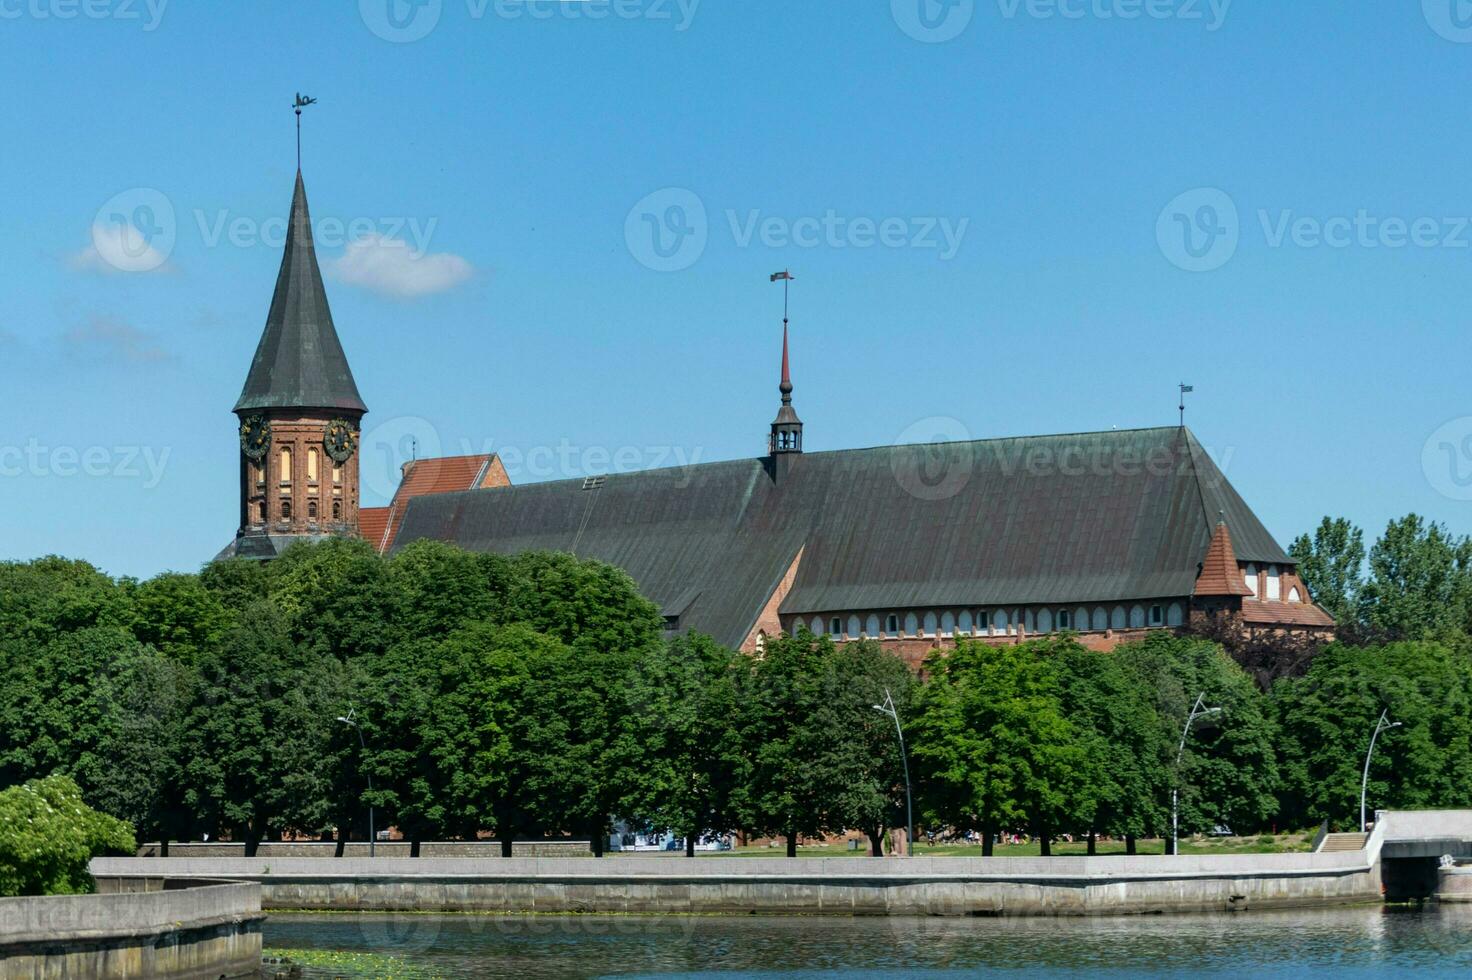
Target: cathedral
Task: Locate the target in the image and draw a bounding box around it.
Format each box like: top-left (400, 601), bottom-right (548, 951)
top-left (221, 169), bottom-right (1335, 661)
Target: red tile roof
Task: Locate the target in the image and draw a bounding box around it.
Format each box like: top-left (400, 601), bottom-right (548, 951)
top-left (1242, 599), bottom-right (1336, 628)
top-left (368, 455), bottom-right (509, 553)
top-left (359, 507), bottom-right (391, 553)
top-left (1194, 522), bottom-right (1254, 597)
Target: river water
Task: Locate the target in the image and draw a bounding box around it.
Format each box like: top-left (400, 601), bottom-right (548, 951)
top-left (263, 905), bottom-right (1472, 978)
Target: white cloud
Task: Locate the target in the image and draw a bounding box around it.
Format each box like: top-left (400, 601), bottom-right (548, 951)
top-left (329, 234), bottom-right (474, 299)
top-left (72, 221), bottom-right (175, 274)
top-left (63, 314), bottom-right (173, 364)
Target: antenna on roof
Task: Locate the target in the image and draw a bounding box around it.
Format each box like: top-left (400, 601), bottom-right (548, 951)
top-left (293, 93), bottom-right (318, 171)
top-left (1179, 383), bottom-right (1194, 428)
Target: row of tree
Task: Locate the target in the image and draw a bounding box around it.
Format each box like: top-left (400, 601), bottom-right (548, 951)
top-left (3, 520), bottom-right (1472, 858)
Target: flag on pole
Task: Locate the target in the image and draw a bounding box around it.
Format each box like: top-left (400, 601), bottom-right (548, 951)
top-left (771, 270), bottom-right (794, 282)
top-left (1180, 384), bottom-right (1194, 394)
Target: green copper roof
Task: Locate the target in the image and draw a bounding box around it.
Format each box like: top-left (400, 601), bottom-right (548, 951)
top-left (234, 172), bottom-right (367, 415)
top-left (392, 426), bottom-right (1293, 649)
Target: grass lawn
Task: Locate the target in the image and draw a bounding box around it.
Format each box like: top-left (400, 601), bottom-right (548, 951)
top-left (686, 833), bottom-right (1314, 858)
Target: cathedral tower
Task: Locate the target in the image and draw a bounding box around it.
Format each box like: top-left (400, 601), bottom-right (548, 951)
top-left (222, 170), bottom-right (368, 560)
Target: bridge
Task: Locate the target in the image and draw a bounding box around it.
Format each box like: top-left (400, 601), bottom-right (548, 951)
top-left (1317, 810), bottom-right (1472, 901)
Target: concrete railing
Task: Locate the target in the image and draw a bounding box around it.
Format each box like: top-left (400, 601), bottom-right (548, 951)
top-left (137, 839), bottom-right (592, 858)
top-left (0, 880), bottom-right (263, 979)
top-left (93, 852), bottom-right (1383, 917)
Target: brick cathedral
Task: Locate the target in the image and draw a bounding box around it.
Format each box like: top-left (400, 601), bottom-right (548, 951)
top-left (221, 169), bottom-right (1335, 661)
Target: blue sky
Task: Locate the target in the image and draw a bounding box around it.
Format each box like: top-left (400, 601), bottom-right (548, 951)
top-left (3, 0), bottom-right (1472, 578)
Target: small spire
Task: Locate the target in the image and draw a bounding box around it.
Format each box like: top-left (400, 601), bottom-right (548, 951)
top-left (769, 271), bottom-right (802, 455)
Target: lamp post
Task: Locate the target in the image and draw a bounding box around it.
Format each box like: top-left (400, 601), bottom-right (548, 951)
top-left (337, 709), bottom-right (376, 858)
top-left (1171, 693), bottom-right (1222, 857)
top-left (872, 687), bottom-right (914, 857)
top-left (1360, 709), bottom-right (1402, 834)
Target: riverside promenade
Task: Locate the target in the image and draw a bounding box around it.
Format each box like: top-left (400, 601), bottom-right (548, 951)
top-left (90, 812), bottom-right (1472, 919)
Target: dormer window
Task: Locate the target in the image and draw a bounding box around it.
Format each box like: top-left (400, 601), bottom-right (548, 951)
top-left (1266, 565), bottom-right (1282, 601)
top-left (1244, 563), bottom-right (1259, 597)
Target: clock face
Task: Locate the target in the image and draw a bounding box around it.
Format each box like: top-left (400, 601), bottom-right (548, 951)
top-left (324, 419), bottom-right (357, 464)
top-left (240, 415), bottom-right (271, 460)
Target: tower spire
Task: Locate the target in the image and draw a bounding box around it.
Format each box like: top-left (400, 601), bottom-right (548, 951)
top-left (769, 271), bottom-right (803, 455)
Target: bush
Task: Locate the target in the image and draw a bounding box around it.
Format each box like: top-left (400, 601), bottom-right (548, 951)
top-left (0, 774), bottom-right (135, 896)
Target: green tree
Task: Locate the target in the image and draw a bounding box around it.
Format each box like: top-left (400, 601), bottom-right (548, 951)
top-left (1115, 633), bottom-right (1279, 838)
top-left (1289, 517), bottom-right (1366, 627)
top-left (0, 775), bottom-right (134, 896)
top-left (911, 639), bottom-right (1092, 856)
top-left (1357, 515), bottom-right (1472, 641)
top-left (826, 639), bottom-right (917, 856)
top-left (131, 572), bottom-right (231, 665)
top-left (1050, 639), bottom-right (1170, 852)
top-left (1274, 641), bottom-right (1472, 828)
top-left (619, 634), bottom-right (747, 856)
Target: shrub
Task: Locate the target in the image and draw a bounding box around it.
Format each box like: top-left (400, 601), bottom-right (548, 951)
top-left (0, 774), bottom-right (135, 896)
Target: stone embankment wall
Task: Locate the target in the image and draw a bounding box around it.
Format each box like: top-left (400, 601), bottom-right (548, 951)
top-left (138, 839), bottom-right (592, 858)
top-left (94, 853), bottom-right (1381, 918)
top-left (0, 880), bottom-right (262, 979)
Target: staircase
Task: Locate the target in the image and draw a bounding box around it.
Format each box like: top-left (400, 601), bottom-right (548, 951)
top-left (1318, 832), bottom-right (1369, 853)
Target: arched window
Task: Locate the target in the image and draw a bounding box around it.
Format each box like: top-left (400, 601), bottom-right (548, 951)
top-left (333, 464), bottom-right (343, 485)
top-left (1037, 609), bottom-right (1053, 633)
top-left (1288, 587), bottom-right (1302, 604)
top-left (847, 615), bottom-right (862, 638)
top-left (308, 500), bottom-right (318, 519)
top-left (258, 500), bottom-right (267, 523)
top-left (1075, 607), bottom-right (1089, 631)
top-left (1129, 605), bottom-right (1146, 629)
top-left (333, 500), bottom-right (342, 520)
top-left (1244, 563), bottom-right (1259, 597)
top-left (830, 617), bottom-right (843, 638)
top-left (1266, 565), bottom-right (1282, 601)
top-left (957, 610), bottom-right (973, 635)
top-left (904, 613), bottom-right (919, 636)
top-left (885, 614), bottom-right (900, 637)
top-left (865, 614), bottom-right (880, 638)
top-left (1111, 606), bottom-right (1127, 630)
top-left (810, 617), bottom-right (824, 635)
top-left (1092, 608), bottom-right (1108, 631)
top-left (307, 448), bottom-right (319, 482)
top-left (922, 612), bottom-right (938, 637)
top-left (1149, 604), bottom-right (1164, 627)
top-left (279, 447), bottom-right (292, 488)
top-left (1167, 602), bottom-right (1185, 627)
top-left (280, 499), bottom-right (292, 520)
top-left (754, 631), bottom-right (767, 655)
top-left (994, 609), bottom-right (1009, 634)
top-left (1024, 609), bottom-right (1036, 633)
top-left (940, 611), bottom-right (956, 637)
top-left (1056, 609), bottom-right (1071, 630)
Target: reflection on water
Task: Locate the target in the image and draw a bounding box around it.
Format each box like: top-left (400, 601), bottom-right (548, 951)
top-left (263, 904), bottom-right (1472, 979)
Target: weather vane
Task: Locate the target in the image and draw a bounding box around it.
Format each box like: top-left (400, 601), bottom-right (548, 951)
top-left (293, 93), bottom-right (318, 170)
top-left (1179, 382), bottom-right (1194, 428)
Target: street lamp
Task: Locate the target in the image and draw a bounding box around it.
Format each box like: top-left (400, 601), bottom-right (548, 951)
top-left (1171, 693), bottom-right (1222, 857)
top-left (872, 686), bottom-right (915, 857)
top-left (1360, 709), bottom-right (1402, 833)
top-left (337, 709), bottom-right (376, 858)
